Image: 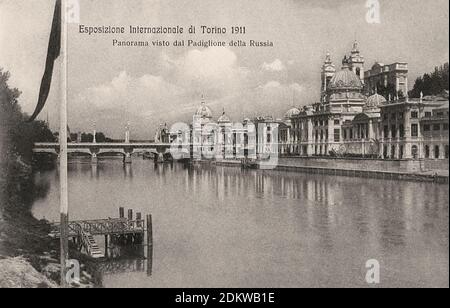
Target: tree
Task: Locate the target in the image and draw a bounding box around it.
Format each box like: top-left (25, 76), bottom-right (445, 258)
top-left (375, 81), bottom-right (398, 100)
top-left (78, 131), bottom-right (112, 143)
top-left (0, 68), bottom-right (55, 163)
top-left (81, 133), bottom-right (94, 143)
top-left (95, 132), bottom-right (106, 143)
top-left (409, 63), bottom-right (449, 98)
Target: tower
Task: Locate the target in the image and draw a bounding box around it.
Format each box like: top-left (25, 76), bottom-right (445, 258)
top-left (321, 52), bottom-right (336, 103)
top-left (348, 40), bottom-right (365, 83)
top-left (125, 122), bottom-right (130, 143)
top-left (93, 122), bottom-right (97, 143)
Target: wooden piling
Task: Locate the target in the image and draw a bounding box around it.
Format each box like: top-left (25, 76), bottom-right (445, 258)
top-left (136, 212), bottom-right (142, 227)
top-left (104, 235), bottom-right (108, 258)
top-left (146, 214), bottom-right (153, 276)
top-left (119, 207), bottom-right (125, 219)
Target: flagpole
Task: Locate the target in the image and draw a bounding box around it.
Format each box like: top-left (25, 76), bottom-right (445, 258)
top-left (60, 0), bottom-right (69, 288)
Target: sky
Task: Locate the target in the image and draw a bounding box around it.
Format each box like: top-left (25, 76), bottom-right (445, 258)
top-left (1, 0), bottom-right (449, 139)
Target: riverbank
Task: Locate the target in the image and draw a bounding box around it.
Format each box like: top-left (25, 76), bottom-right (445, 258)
top-left (210, 157), bottom-right (449, 184)
top-left (0, 157), bottom-right (98, 288)
top-left (0, 157), bottom-right (58, 287)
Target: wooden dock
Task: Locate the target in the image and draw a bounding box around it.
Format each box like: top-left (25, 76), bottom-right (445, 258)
top-left (49, 208), bottom-right (151, 260)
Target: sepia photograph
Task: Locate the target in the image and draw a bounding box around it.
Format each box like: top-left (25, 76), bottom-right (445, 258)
top-left (0, 0), bottom-right (448, 293)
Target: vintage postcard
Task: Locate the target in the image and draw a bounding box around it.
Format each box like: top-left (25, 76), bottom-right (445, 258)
top-left (0, 0), bottom-right (448, 293)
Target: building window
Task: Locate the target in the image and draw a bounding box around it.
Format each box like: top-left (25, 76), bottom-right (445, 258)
top-left (444, 124), bottom-right (449, 131)
top-left (425, 145), bottom-right (430, 158)
top-left (334, 119), bottom-right (340, 125)
top-left (384, 126), bottom-right (389, 138)
top-left (267, 134), bottom-right (271, 143)
top-left (398, 112), bottom-right (404, 120)
top-left (383, 114), bottom-right (388, 120)
top-left (383, 146), bottom-right (388, 158)
top-left (411, 124), bottom-right (419, 137)
top-left (320, 130), bottom-right (324, 140)
top-left (334, 129), bottom-right (340, 142)
top-left (423, 124), bottom-right (431, 132)
top-left (412, 145), bottom-right (419, 159)
top-left (392, 125), bottom-right (397, 138)
top-left (399, 124), bottom-right (404, 138)
top-left (399, 146), bottom-right (404, 159)
top-left (350, 129), bottom-right (353, 140)
top-left (343, 129), bottom-right (347, 140)
top-left (437, 112), bottom-right (444, 117)
top-left (434, 145), bottom-right (440, 159)
top-left (425, 112), bottom-right (432, 117)
top-left (445, 145), bottom-right (449, 159)
top-left (411, 111), bottom-right (418, 119)
top-left (433, 124), bottom-right (441, 131)
top-left (391, 113), bottom-right (396, 120)
top-left (391, 145), bottom-right (396, 159)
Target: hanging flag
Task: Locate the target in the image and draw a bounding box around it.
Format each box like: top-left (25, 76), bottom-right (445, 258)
top-left (28, 0), bottom-right (61, 122)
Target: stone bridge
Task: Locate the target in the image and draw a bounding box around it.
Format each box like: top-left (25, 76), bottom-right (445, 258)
top-left (33, 142), bottom-right (189, 164)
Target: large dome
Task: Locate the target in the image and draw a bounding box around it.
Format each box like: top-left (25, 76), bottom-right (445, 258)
top-left (284, 107), bottom-right (301, 119)
top-left (195, 102), bottom-right (213, 119)
top-left (366, 93), bottom-right (386, 108)
top-left (328, 69), bottom-right (363, 91)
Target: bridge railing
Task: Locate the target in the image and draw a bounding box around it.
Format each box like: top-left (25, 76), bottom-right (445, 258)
top-left (49, 218), bottom-right (145, 237)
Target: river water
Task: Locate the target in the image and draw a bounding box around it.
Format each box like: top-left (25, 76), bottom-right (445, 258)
top-left (31, 158), bottom-right (449, 288)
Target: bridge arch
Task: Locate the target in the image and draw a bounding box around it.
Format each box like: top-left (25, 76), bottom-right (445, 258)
top-left (97, 149), bottom-right (127, 157)
top-left (33, 148), bottom-right (59, 156)
top-left (67, 148), bottom-right (92, 157)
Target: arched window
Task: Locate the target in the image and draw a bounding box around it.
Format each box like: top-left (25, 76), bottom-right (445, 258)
top-left (356, 67), bottom-right (361, 78)
top-left (425, 145), bottom-right (430, 158)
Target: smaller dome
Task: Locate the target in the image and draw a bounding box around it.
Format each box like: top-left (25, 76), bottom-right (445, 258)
top-left (195, 102), bottom-right (213, 119)
top-left (218, 111), bottom-right (231, 123)
top-left (284, 107), bottom-right (301, 119)
top-left (366, 93), bottom-right (386, 108)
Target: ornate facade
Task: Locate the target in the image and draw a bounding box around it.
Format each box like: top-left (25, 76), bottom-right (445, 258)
top-left (285, 42), bottom-right (449, 161)
top-left (289, 42), bottom-right (368, 157)
top-left (379, 94), bottom-right (449, 160)
top-left (364, 62), bottom-right (409, 96)
top-left (176, 43), bottom-right (448, 163)
top-left (187, 98), bottom-right (277, 161)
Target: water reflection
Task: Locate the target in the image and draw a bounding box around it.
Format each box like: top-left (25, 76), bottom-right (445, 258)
top-left (95, 243), bottom-right (152, 278)
top-left (32, 159), bottom-right (449, 288)
top-left (91, 164), bottom-right (98, 179)
top-left (123, 163), bottom-right (133, 178)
